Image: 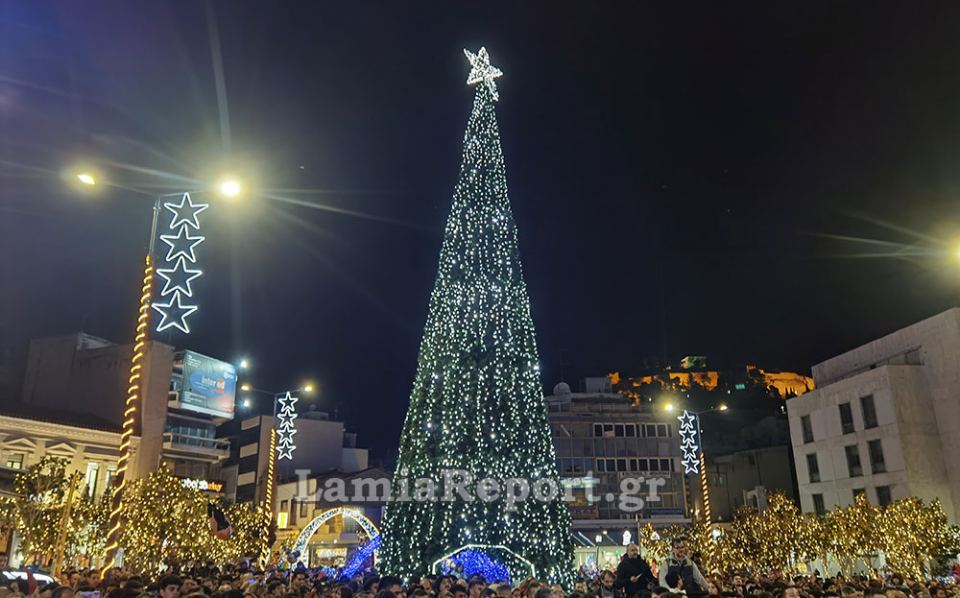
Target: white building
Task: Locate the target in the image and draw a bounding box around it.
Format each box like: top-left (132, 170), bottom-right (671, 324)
top-left (787, 308), bottom-right (960, 521)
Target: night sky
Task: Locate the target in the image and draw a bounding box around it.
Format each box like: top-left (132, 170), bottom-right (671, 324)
top-left (4, 2), bottom-right (960, 459)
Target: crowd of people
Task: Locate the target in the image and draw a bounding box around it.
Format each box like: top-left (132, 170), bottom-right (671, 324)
top-left (0, 538), bottom-right (956, 598)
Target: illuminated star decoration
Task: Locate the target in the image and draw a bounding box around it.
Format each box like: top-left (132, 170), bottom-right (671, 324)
top-left (159, 225), bottom-right (205, 263)
top-left (164, 192), bottom-right (209, 230)
top-left (156, 257), bottom-right (203, 297)
top-left (151, 291), bottom-right (198, 334)
top-left (678, 410), bottom-right (700, 474)
top-left (276, 392), bottom-right (299, 460)
top-left (464, 47), bottom-right (503, 101)
top-left (153, 192), bottom-right (206, 334)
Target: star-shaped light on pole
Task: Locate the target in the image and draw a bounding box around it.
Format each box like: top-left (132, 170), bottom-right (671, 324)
top-left (156, 257), bottom-right (203, 297)
top-left (464, 46), bottom-right (503, 101)
top-left (152, 291), bottom-right (199, 334)
top-left (276, 392), bottom-right (299, 461)
top-left (164, 192), bottom-right (209, 230)
top-left (159, 225), bottom-right (205, 263)
top-left (678, 409), bottom-right (701, 474)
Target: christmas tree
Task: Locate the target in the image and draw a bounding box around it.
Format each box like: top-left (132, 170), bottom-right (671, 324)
top-left (379, 48), bottom-right (574, 584)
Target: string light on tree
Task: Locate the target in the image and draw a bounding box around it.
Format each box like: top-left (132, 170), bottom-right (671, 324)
top-left (378, 47), bottom-right (574, 585)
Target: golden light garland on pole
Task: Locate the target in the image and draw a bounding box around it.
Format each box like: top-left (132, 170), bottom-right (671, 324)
top-left (258, 427), bottom-right (277, 569)
top-left (103, 254), bottom-right (154, 571)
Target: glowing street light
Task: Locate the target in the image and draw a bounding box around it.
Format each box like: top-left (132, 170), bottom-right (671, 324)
top-left (241, 383), bottom-right (252, 392)
top-left (303, 383), bottom-right (315, 394)
top-left (239, 358), bottom-right (250, 370)
top-left (77, 173), bottom-right (96, 186)
top-left (218, 178), bottom-right (242, 198)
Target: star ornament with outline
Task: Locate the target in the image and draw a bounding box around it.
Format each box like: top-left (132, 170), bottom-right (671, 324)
top-left (678, 411), bottom-right (697, 429)
top-left (160, 225), bottom-right (205, 263)
top-left (682, 454), bottom-right (700, 474)
top-left (156, 257), bottom-right (203, 297)
top-left (164, 192), bottom-right (209, 230)
top-left (464, 47), bottom-right (503, 101)
top-left (152, 291), bottom-right (199, 334)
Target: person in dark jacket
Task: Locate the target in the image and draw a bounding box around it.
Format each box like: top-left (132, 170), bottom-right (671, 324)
top-left (615, 544), bottom-right (655, 598)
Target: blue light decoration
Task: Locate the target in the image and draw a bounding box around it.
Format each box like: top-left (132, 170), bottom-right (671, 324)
top-left (678, 410), bottom-right (700, 474)
top-left (153, 192), bottom-right (207, 333)
top-left (439, 548), bottom-right (512, 584)
top-left (340, 534), bottom-right (381, 579)
top-left (276, 392), bottom-right (299, 460)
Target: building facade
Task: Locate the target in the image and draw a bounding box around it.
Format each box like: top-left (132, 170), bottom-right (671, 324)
top-left (546, 378), bottom-right (689, 569)
top-left (19, 333), bottom-right (235, 482)
top-left (0, 412), bottom-right (140, 564)
top-left (787, 308), bottom-right (960, 521)
top-left (703, 445), bottom-right (797, 522)
top-left (219, 409), bottom-right (369, 504)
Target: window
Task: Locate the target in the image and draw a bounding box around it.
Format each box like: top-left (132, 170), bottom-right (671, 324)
top-left (616, 459), bottom-right (627, 472)
top-left (876, 485), bottom-right (892, 506)
top-left (648, 459), bottom-right (661, 472)
top-left (596, 459), bottom-right (606, 473)
top-left (657, 424), bottom-right (669, 437)
top-left (4, 453), bottom-right (24, 470)
top-left (280, 500), bottom-right (289, 513)
top-left (613, 424), bottom-right (624, 437)
top-left (801, 415), bottom-right (814, 443)
top-left (300, 501), bottom-right (309, 518)
top-left (84, 462), bottom-right (100, 497)
top-left (812, 493), bottom-right (826, 516)
top-left (861, 395), bottom-right (878, 429)
top-left (602, 424), bottom-right (614, 438)
top-left (290, 499), bottom-right (298, 524)
top-left (660, 458), bottom-right (671, 471)
top-left (852, 488), bottom-right (865, 501)
top-left (636, 458), bottom-right (648, 471)
top-left (105, 465), bottom-right (117, 492)
top-left (625, 424), bottom-right (636, 437)
top-left (845, 445), bottom-right (862, 477)
top-left (806, 453), bottom-right (820, 483)
top-left (868, 439), bottom-right (886, 473)
top-left (839, 403), bottom-right (855, 434)
top-left (593, 424), bottom-right (603, 437)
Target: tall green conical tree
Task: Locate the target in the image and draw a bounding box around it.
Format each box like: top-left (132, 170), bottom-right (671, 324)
top-left (379, 47), bottom-right (574, 585)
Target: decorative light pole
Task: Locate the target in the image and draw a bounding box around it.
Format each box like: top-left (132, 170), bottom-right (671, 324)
top-left (666, 402), bottom-right (728, 523)
top-left (237, 382), bottom-right (314, 566)
top-left (76, 174), bottom-right (242, 572)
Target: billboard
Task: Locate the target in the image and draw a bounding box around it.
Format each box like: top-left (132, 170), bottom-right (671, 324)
top-left (178, 350), bottom-right (237, 419)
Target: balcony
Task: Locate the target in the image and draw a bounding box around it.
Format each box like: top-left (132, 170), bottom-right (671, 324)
top-left (162, 432), bottom-right (231, 460)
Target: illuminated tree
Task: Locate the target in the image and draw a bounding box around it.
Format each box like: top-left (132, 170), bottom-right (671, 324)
top-left (14, 457), bottom-right (73, 564)
top-left (378, 47), bottom-right (574, 585)
top-left (877, 497), bottom-right (960, 579)
top-left (824, 493), bottom-right (881, 575)
top-left (715, 493), bottom-right (821, 575)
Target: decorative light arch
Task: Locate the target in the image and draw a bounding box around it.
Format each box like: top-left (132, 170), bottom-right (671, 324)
top-left (291, 507), bottom-right (380, 565)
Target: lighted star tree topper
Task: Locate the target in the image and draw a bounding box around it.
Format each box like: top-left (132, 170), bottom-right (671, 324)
top-left (378, 47), bottom-right (574, 585)
top-left (152, 193), bottom-right (207, 334)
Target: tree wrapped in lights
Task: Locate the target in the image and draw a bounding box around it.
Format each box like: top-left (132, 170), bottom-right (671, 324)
top-left (715, 493), bottom-right (822, 575)
top-left (378, 47), bottom-right (574, 585)
top-left (13, 457), bottom-right (74, 563)
top-left (877, 497), bottom-right (960, 579)
top-left (824, 493), bottom-right (881, 576)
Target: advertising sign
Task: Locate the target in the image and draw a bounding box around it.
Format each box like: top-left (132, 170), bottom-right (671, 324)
top-left (179, 350), bottom-right (237, 419)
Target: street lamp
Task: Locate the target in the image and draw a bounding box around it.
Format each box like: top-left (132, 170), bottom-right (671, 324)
top-left (218, 177), bottom-right (242, 198)
top-left (72, 170), bottom-right (243, 571)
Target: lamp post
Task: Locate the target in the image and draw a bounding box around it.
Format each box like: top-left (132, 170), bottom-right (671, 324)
top-left (663, 402), bottom-right (728, 524)
top-left (237, 382), bottom-right (314, 567)
top-left (75, 173), bottom-right (242, 572)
